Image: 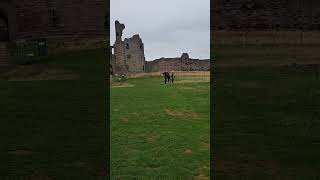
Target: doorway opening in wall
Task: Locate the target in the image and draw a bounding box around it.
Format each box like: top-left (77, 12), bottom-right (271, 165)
top-left (0, 12), bottom-right (9, 42)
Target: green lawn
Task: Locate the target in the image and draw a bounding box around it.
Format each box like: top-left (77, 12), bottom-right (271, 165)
top-left (111, 76), bottom-right (210, 179)
top-left (213, 45), bottom-right (320, 179)
top-left (0, 49), bottom-right (108, 179)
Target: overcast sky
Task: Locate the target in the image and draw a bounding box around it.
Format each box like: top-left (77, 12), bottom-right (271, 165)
top-left (110, 0), bottom-right (210, 61)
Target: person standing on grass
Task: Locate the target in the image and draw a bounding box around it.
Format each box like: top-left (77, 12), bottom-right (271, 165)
top-left (163, 72), bottom-right (171, 84)
top-left (171, 72), bottom-right (175, 83)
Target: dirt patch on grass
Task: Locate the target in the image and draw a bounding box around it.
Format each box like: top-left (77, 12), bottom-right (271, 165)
top-left (165, 109), bottom-right (200, 119)
top-left (177, 148), bottom-right (193, 153)
top-left (111, 82), bottom-right (135, 88)
top-left (170, 94), bottom-right (177, 100)
top-left (4, 65), bottom-right (78, 81)
top-left (180, 86), bottom-right (209, 93)
top-left (180, 87), bottom-right (195, 90)
top-left (8, 150), bottom-right (33, 155)
top-left (215, 159), bottom-right (281, 176)
top-left (195, 174), bottom-right (209, 180)
top-left (184, 149), bottom-right (193, 153)
top-left (175, 79), bottom-right (210, 84)
top-left (120, 117), bottom-right (129, 123)
top-left (200, 143), bottom-right (210, 150)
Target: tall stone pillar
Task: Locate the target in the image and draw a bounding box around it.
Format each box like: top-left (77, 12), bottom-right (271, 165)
top-left (113, 20), bottom-right (127, 74)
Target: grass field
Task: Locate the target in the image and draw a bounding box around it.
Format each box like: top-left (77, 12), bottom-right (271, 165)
top-left (4, 42), bottom-right (319, 179)
top-left (213, 45), bottom-right (320, 179)
top-left (111, 75), bottom-right (210, 179)
top-left (0, 49), bottom-right (108, 179)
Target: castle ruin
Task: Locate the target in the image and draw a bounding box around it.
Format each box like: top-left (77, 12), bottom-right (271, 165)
top-left (110, 21), bottom-right (145, 74)
top-left (110, 21), bottom-right (210, 74)
top-left (0, 0), bottom-right (107, 66)
top-left (145, 53), bottom-right (210, 72)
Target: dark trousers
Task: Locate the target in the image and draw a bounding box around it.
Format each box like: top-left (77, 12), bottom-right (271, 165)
top-left (165, 77), bottom-right (170, 84)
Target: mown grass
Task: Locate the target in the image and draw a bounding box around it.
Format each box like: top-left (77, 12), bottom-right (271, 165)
top-left (213, 45), bottom-right (320, 179)
top-left (111, 75), bottom-right (210, 179)
top-left (0, 49), bottom-right (108, 179)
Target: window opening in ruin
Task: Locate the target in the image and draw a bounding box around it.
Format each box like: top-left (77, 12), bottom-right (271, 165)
top-left (127, 54), bottom-right (131, 59)
top-left (140, 43), bottom-right (143, 49)
top-left (0, 15), bottom-right (8, 41)
top-left (49, 8), bottom-right (60, 27)
top-left (143, 65), bottom-right (145, 71)
top-left (126, 43), bottom-right (129, 49)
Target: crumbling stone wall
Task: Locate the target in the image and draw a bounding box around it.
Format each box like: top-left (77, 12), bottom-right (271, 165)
top-left (112, 21), bottom-right (145, 74)
top-left (213, 0), bottom-right (320, 31)
top-left (145, 53), bottom-right (210, 72)
top-left (0, 0), bottom-right (106, 66)
top-left (124, 35), bottom-right (145, 72)
top-left (112, 21), bottom-right (128, 74)
top-left (111, 21), bottom-right (209, 74)
top-left (14, 0), bottom-right (106, 40)
top-left (181, 53), bottom-right (189, 60)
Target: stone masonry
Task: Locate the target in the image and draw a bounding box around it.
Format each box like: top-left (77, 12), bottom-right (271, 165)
top-left (212, 0), bottom-right (320, 30)
top-left (0, 0), bottom-right (107, 66)
top-left (145, 53), bottom-right (210, 72)
top-left (111, 20), bottom-right (145, 74)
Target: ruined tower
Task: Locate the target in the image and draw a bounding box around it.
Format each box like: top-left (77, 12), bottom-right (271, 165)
top-left (112, 20), bottom-right (145, 74)
top-left (113, 20), bottom-right (128, 73)
top-left (181, 53), bottom-right (190, 60)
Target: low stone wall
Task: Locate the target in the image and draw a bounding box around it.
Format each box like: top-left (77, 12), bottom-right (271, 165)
top-left (128, 71), bottom-right (210, 78)
top-left (145, 58), bottom-right (210, 72)
top-left (47, 37), bottom-right (107, 54)
top-left (5, 37), bottom-right (106, 65)
top-left (212, 31), bottom-right (320, 46)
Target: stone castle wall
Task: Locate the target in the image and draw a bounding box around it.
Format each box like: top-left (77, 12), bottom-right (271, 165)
top-left (15, 0), bottom-right (106, 40)
top-left (15, 0), bottom-right (49, 39)
top-left (212, 0), bottom-right (320, 31)
top-left (0, 0), bottom-right (107, 65)
top-left (112, 21), bottom-right (145, 74)
top-left (123, 35), bottom-right (145, 72)
top-left (145, 56), bottom-right (210, 72)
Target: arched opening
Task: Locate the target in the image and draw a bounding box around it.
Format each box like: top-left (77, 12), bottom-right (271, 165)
top-left (0, 12), bottom-right (9, 41)
top-left (0, 0), bottom-right (16, 42)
